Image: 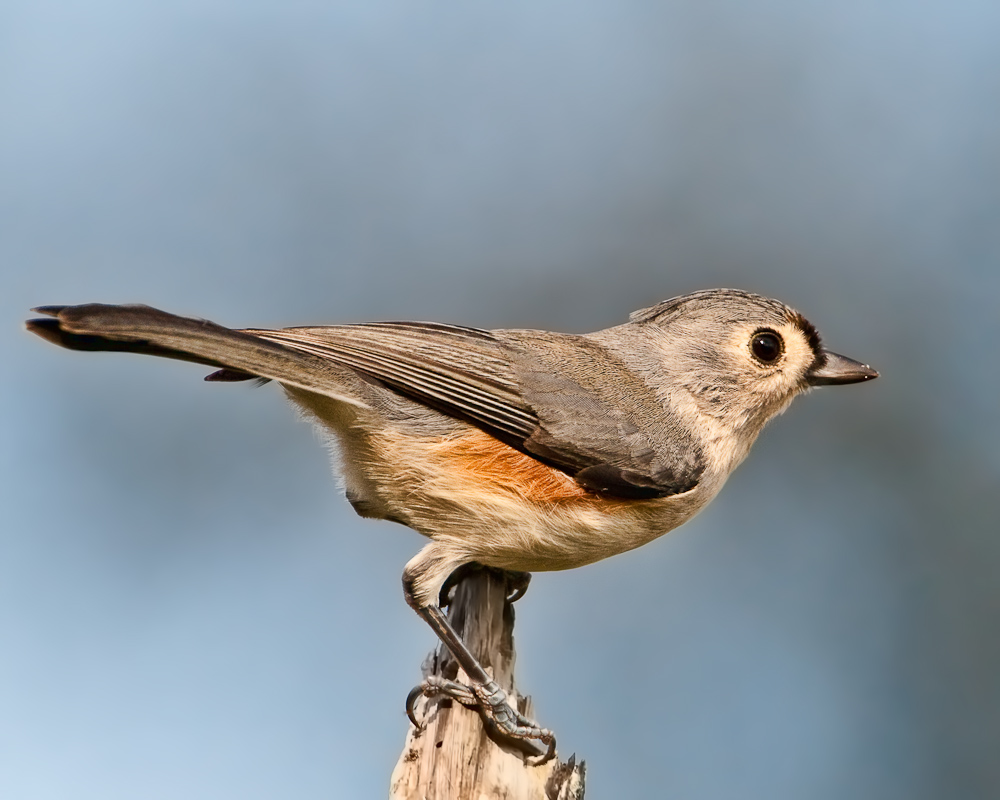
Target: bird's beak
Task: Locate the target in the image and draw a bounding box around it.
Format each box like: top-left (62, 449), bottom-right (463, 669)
top-left (807, 351), bottom-right (879, 386)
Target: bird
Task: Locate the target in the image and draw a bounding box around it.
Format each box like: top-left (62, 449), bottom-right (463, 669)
top-left (26, 289), bottom-right (877, 759)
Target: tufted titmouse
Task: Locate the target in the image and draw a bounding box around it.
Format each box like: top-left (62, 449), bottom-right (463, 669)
top-left (27, 289), bottom-right (877, 757)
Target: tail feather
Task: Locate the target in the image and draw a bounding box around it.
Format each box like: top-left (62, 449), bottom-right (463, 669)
top-left (26, 304), bottom-right (367, 407)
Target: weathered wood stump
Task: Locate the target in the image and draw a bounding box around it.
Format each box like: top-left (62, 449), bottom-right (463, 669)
top-left (389, 568), bottom-right (586, 799)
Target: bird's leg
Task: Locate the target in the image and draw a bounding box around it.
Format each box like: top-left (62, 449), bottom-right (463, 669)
top-left (403, 565), bottom-right (555, 764)
top-left (406, 604), bottom-right (555, 763)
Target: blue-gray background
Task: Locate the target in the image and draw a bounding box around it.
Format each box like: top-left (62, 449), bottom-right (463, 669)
top-left (3, 2), bottom-right (999, 798)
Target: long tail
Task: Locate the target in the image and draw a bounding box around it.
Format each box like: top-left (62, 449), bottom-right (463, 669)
top-left (26, 304), bottom-right (367, 406)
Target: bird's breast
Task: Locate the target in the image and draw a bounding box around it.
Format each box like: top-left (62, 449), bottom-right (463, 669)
top-left (356, 426), bottom-right (716, 572)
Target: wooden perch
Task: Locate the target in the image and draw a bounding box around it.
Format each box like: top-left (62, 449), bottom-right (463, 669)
top-left (389, 568), bottom-right (586, 800)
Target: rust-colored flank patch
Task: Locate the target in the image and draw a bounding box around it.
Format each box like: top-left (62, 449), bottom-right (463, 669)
top-left (429, 428), bottom-right (592, 503)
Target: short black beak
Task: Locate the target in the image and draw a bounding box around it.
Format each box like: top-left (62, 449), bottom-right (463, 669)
top-left (807, 351), bottom-right (879, 386)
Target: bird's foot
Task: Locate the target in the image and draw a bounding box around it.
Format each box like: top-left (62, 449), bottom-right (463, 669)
top-left (503, 570), bottom-right (532, 604)
top-left (406, 675), bottom-right (556, 765)
top-left (438, 565), bottom-right (532, 608)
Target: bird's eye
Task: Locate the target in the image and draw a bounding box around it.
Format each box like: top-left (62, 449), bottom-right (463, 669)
top-left (750, 330), bottom-right (783, 363)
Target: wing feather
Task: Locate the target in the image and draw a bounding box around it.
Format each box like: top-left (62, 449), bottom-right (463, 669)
top-left (28, 304), bottom-right (702, 500)
top-left (248, 322), bottom-right (704, 499)
top-left (247, 323), bottom-right (539, 441)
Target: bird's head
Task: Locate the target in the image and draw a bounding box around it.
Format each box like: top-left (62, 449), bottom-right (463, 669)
top-left (631, 289), bottom-right (878, 435)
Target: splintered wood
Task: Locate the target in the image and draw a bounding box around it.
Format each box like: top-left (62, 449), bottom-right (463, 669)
top-left (389, 569), bottom-right (586, 800)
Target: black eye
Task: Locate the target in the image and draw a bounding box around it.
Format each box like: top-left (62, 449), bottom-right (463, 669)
top-left (750, 330), bottom-right (783, 363)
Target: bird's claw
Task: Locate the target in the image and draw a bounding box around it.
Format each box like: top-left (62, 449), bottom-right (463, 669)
top-left (406, 675), bottom-right (475, 729)
top-left (405, 675), bottom-right (556, 765)
top-left (438, 566), bottom-right (532, 608)
top-left (473, 680), bottom-right (554, 744)
top-left (504, 571), bottom-right (531, 604)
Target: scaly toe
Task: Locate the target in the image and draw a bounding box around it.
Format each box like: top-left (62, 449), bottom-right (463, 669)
top-left (406, 675), bottom-right (478, 729)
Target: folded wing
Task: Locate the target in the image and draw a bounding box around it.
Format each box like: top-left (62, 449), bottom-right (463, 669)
top-left (27, 305), bottom-right (703, 500)
top-left (248, 322), bottom-right (538, 444)
top-left (249, 323), bottom-right (704, 499)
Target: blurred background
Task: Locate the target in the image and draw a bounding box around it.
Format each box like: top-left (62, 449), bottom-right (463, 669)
top-left (2, 1), bottom-right (999, 798)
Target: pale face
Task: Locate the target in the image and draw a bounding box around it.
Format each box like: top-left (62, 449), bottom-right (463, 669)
top-left (722, 317), bottom-right (820, 410)
top-left (643, 292), bottom-right (824, 432)
top-left (621, 288), bottom-right (875, 443)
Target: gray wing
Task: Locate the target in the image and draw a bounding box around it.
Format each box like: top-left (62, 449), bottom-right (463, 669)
top-left (247, 322), bottom-right (538, 444)
top-left (251, 323), bottom-right (704, 499)
top-left (28, 304), bottom-right (701, 497)
top-left (496, 330), bottom-right (704, 498)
